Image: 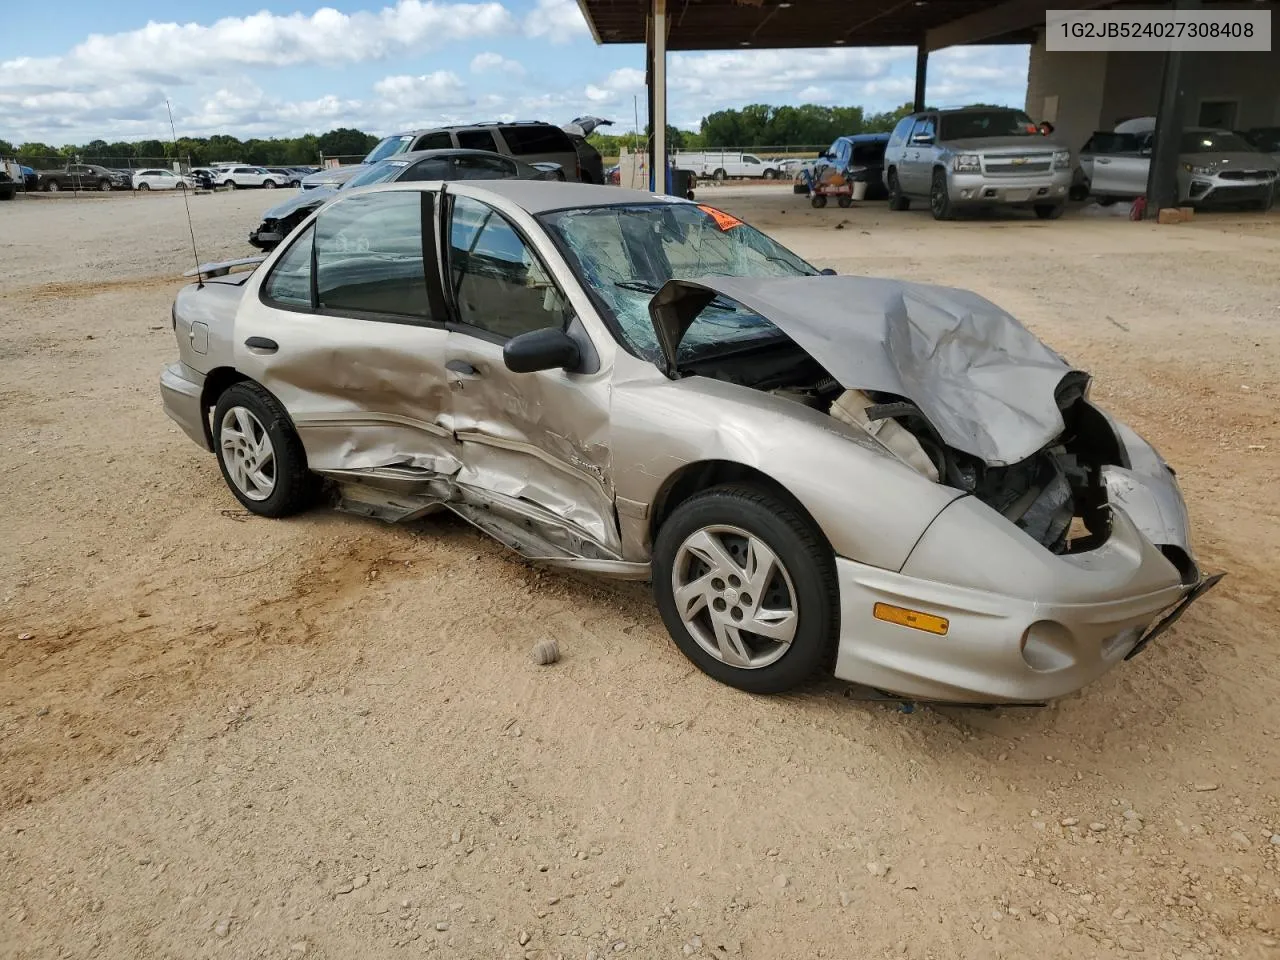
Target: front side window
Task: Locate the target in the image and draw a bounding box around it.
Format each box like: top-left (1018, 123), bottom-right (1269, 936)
top-left (364, 135), bottom-right (415, 164)
top-left (262, 224), bottom-right (314, 308)
top-left (449, 195), bottom-right (568, 340)
top-left (888, 116), bottom-right (915, 147)
top-left (346, 159), bottom-right (411, 189)
top-left (314, 191), bottom-right (429, 320)
top-left (909, 117), bottom-right (936, 142)
top-left (539, 202), bottom-right (816, 363)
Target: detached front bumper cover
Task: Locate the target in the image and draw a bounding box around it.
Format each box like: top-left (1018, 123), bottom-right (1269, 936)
top-left (1125, 571), bottom-right (1225, 660)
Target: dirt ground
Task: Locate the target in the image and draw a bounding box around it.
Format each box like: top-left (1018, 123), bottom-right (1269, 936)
top-left (1, 186), bottom-right (1278, 960)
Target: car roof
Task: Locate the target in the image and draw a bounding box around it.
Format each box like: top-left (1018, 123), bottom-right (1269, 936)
top-left (388, 121), bottom-right (561, 137)
top-left (374, 148), bottom-right (522, 164)
top-left (448, 179), bottom-right (679, 213)
top-left (837, 133), bottom-right (890, 143)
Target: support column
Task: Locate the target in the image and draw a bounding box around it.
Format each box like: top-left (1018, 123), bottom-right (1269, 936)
top-left (1145, 0), bottom-right (1198, 218)
top-left (913, 45), bottom-right (928, 112)
top-left (652, 0), bottom-right (668, 194)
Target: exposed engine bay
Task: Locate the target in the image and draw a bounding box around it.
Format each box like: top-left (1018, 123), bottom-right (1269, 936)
top-left (686, 344), bottom-right (1118, 555)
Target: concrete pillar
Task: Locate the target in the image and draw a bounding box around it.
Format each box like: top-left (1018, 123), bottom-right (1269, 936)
top-left (650, 0), bottom-right (667, 194)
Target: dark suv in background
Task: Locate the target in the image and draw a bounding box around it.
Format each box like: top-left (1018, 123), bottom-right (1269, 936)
top-left (302, 121), bottom-right (582, 190)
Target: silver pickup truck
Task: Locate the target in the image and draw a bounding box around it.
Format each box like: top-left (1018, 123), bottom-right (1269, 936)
top-left (883, 107), bottom-right (1072, 220)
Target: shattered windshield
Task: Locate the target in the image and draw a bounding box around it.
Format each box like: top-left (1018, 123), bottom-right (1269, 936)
top-left (363, 135), bottom-right (415, 164)
top-left (538, 202), bottom-right (817, 362)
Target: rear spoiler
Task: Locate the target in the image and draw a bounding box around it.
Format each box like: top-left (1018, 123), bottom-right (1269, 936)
top-left (184, 255), bottom-right (267, 279)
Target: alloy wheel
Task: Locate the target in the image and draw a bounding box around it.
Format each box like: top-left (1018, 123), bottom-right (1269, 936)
top-left (670, 524), bottom-right (799, 670)
top-left (219, 406), bottom-right (276, 501)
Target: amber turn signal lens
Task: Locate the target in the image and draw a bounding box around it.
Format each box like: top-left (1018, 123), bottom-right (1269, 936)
top-left (873, 602), bottom-right (949, 636)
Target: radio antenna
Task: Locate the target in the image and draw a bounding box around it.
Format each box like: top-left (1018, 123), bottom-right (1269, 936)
top-left (165, 98), bottom-right (204, 288)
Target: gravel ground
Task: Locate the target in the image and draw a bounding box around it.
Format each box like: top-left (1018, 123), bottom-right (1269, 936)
top-left (2, 187), bottom-right (1279, 960)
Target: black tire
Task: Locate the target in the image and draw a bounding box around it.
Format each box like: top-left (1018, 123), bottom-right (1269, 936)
top-left (263, 179), bottom-right (277, 189)
top-left (224, 180), bottom-right (237, 190)
top-left (0, 188), bottom-right (14, 201)
top-left (811, 195), bottom-right (827, 208)
top-left (45, 180), bottom-right (59, 193)
top-left (1096, 196), bottom-right (1116, 207)
top-left (98, 179), bottom-right (111, 192)
top-left (212, 381), bottom-right (319, 518)
top-left (713, 168), bottom-right (727, 182)
top-left (290, 179), bottom-right (301, 188)
top-left (653, 484), bottom-right (839, 694)
top-left (929, 168), bottom-right (954, 220)
top-left (1255, 185), bottom-right (1275, 212)
top-left (887, 169), bottom-right (909, 211)
top-left (764, 169), bottom-right (777, 180)
top-left (138, 182), bottom-right (150, 191)
top-left (837, 196), bottom-right (852, 208)
top-left (1034, 203), bottom-right (1065, 220)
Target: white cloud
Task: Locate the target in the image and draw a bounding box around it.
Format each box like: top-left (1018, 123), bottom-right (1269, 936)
top-left (374, 71), bottom-right (472, 109)
top-left (469, 51), bottom-right (526, 76)
top-left (523, 0), bottom-right (590, 43)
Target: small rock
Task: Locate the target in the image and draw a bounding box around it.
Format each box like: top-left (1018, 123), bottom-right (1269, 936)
top-left (1123, 809), bottom-right (1142, 821)
top-left (531, 639), bottom-right (560, 665)
top-left (289, 942), bottom-right (308, 955)
top-left (213, 919), bottom-right (231, 938)
top-left (334, 881), bottom-right (354, 895)
top-left (451, 829), bottom-right (461, 844)
top-left (773, 874), bottom-right (789, 888)
top-left (1192, 783), bottom-right (1219, 792)
top-left (434, 922), bottom-right (449, 932)
top-left (18, 633), bottom-right (32, 641)
top-left (1089, 822), bottom-right (1107, 832)
top-left (1045, 912), bottom-right (1060, 925)
top-left (518, 931), bottom-right (530, 945)
top-left (613, 942), bottom-right (627, 952)
top-left (352, 874), bottom-right (369, 889)
top-left (838, 890), bottom-right (852, 907)
top-left (683, 947), bottom-right (695, 957)
top-left (866, 862), bottom-right (888, 878)
top-left (1270, 834), bottom-right (1280, 846)
top-left (1119, 938), bottom-right (1144, 953)
top-left (1231, 831), bottom-right (1252, 850)
top-left (1060, 817), bottom-right (1079, 827)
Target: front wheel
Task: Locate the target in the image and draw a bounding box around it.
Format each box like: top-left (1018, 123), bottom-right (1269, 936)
top-left (887, 169), bottom-right (909, 210)
top-left (713, 168), bottom-right (727, 182)
top-left (929, 168), bottom-right (954, 220)
top-left (45, 180), bottom-right (59, 193)
top-left (263, 179), bottom-right (277, 189)
top-left (137, 182), bottom-right (150, 191)
top-left (98, 179), bottom-right (111, 192)
top-left (653, 485), bottom-right (839, 694)
top-left (1034, 203), bottom-right (1065, 220)
top-left (763, 169), bottom-right (777, 180)
top-left (212, 382), bottom-right (319, 518)
top-left (223, 180), bottom-right (237, 190)
top-left (837, 196), bottom-right (852, 208)
top-left (811, 194), bottom-right (827, 208)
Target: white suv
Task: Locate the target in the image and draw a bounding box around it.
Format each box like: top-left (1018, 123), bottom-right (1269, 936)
top-left (218, 166), bottom-right (283, 190)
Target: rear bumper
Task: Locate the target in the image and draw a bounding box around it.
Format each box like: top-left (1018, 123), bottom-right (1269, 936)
top-left (949, 170), bottom-right (1071, 206)
top-left (160, 362), bottom-right (210, 450)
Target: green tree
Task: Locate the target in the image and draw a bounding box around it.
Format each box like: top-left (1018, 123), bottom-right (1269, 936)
top-left (317, 127), bottom-right (377, 159)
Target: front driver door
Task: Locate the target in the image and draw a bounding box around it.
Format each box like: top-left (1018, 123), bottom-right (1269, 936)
top-left (242, 188), bottom-right (461, 483)
top-left (440, 192), bottom-right (620, 557)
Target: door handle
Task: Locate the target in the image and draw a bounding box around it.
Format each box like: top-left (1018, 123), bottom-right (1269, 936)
top-left (446, 359), bottom-right (479, 376)
top-left (1097, 158), bottom-right (1112, 164)
top-left (245, 337), bottom-right (278, 353)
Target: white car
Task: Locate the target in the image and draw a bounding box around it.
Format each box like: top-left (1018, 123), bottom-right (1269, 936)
top-left (132, 169), bottom-right (194, 191)
top-left (218, 166), bottom-right (284, 190)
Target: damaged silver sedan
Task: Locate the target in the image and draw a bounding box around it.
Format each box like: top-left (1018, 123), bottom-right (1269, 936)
top-left (160, 181), bottom-right (1219, 703)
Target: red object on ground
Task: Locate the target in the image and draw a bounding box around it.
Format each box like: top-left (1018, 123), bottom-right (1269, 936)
top-left (1130, 196), bottom-right (1147, 221)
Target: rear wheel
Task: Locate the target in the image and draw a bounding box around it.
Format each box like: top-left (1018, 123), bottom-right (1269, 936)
top-left (653, 485), bottom-right (838, 694)
top-left (1034, 203), bottom-right (1065, 220)
top-left (137, 182), bottom-right (150, 191)
top-left (713, 168), bottom-right (727, 182)
top-left (98, 179), bottom-right (111, 192)
top-left (224, 180), bottom-right (237, 190)
top-left (45, 180), bottom-right (59, 193)
top-left (811, 194), bottom-right (827, 208)
top-left (764, 169), bottom-right (777, 180)
top-left (263, 179), bottom-right (277, 189)
top-left (929, 168), bottom-right (954, 220)
top-left (887, 169), bottom-right (909, 210)
top-left (213, 382), bottom-right (318, 518)
top-left (837, 196), bottom-right (852, 208)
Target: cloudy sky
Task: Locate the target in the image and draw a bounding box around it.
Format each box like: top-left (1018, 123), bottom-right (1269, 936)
top-left (1, 0), bottom-right (1030, 145)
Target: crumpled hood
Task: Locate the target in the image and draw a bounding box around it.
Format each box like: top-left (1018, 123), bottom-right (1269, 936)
top-left (301, 165), bottom-right (364, 189)
top-left (262, 186), bottom-right (335, 221)
top-left (649, 275), bottom-right (1084, 467)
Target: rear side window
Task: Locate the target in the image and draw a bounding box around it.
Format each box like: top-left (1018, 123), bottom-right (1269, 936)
top-left (456, 129), bottom-right (498, 152)
top-left (454, 155), bottom-right (516, 179)
top-left (852, 141), bottom-right (886, 164)
top-left (263, 225), bottom-right (315, 309)
top-left (314, 191), bottom-right (430, 320)
top-left (413, 132), bottom-right (453, 151)
top-left (499, 125), bottom-right (574, 155)
top-left (401, 157), bottom-right (453, 181)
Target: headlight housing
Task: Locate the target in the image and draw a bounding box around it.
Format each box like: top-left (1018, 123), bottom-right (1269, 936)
top-left (1052, 150), bottom-right (1071, 170)
top-left (953, 154), bottom-right (981, 173)
top-left (1182, 163), bottom-right (1210, 175)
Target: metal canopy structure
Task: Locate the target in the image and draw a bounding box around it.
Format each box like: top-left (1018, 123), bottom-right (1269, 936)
top-left (577, 0), bottom-right (1192, 218)
top-left (576, 0), bottom-right (1036, 50)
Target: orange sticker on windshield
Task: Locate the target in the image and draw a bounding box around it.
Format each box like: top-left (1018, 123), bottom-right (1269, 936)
top-left (698, 205), bottom-right (744, 231)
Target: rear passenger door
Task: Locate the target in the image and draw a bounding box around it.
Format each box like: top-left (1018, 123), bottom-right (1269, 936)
top-left (243, 188), bottom-right (462, 480)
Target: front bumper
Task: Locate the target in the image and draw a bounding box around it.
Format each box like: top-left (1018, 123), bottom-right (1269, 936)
top-left (248, 221), bottom-right (284, 250)
top-left (832, 500), bottom-right (1209, 703)
top-left (949, 170), bottom-right (1071, 207)
top-left (160, 362), bottom-right (211, 450)
top-left (1184, 174), bottom-right (1275, 205)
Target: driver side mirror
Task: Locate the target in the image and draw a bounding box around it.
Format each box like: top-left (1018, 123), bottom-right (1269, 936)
top-left (503, 327), bottom-right (581, 374)
top-left (911, 133), bottom-right (935, 146)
